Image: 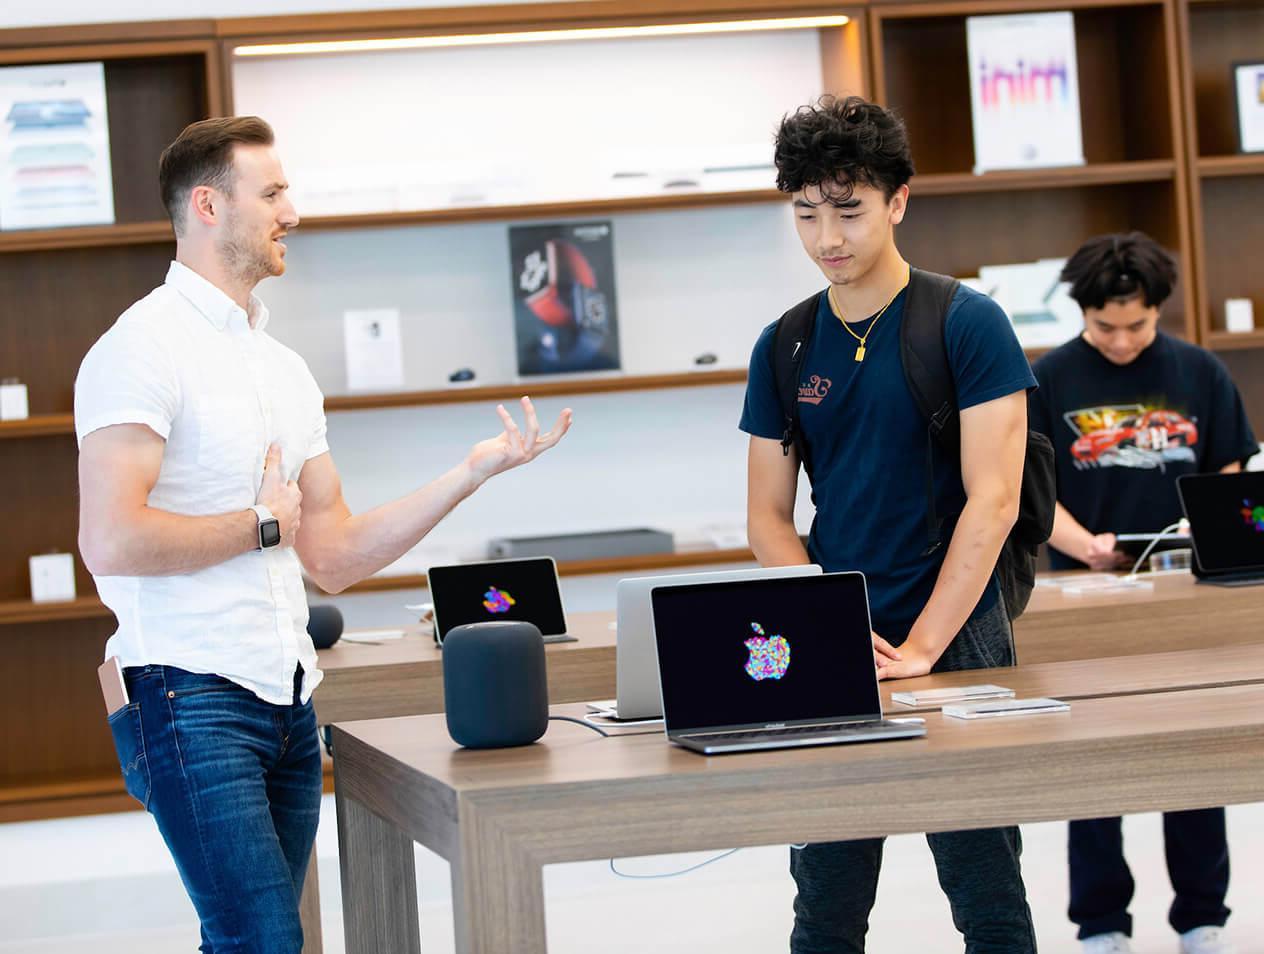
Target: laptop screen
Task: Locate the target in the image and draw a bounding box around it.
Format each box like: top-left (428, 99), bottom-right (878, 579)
top-left (1178, 472), bottom-right (1264, 575)
top-left (650, 572), bottom-right (881, 733)
top-left (429, 557), bottom-right (567, 641)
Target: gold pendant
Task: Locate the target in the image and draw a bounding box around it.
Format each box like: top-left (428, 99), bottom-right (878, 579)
top-left (854, 344), bottom-right (866, 362)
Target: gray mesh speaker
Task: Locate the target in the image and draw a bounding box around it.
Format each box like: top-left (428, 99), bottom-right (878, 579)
top-left (306, 605), bottom-right (343, 650)
top-left (442, 621), bottom-right (549, 748)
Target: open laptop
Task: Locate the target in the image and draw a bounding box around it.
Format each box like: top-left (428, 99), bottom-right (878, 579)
top-left (427, 556), bottom-right (578, 645)
top-left (1177, 472), bottom-right (1264, 586)
top-left (650, 572), bottom-right (926, 754)
top-left (589, 563), bottom-right (823, 722)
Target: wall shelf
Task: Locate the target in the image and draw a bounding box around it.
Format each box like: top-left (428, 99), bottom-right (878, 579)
top-left (915, 160), bottom-right (1177, 197)
top-left (1196, 155), bottom-right (1264, 179)
top-left (325, 368), bottom-right (747, 413)
top-left (300, 189), bottom-right (785, 233)
top-left (321, 546), bottom-right (757, 595)
top-left (0, 597), bottom-right (111, 626)
top-left (0, 221), bottom-right (173, 254)
top-left (0, 415), bottom-right (75, 439)
top-left (1206, 330), bottom-right (1264, 351)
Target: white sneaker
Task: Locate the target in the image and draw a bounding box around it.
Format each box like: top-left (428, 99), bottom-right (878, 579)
top-left (1179, 926), bottom-right (1236, 954)
top-left (1082, 933), bottom-right (1133, 954)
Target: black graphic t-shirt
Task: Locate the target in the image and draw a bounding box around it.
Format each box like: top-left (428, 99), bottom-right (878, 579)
top-left (1030, 332), bottom-right (1258, 569)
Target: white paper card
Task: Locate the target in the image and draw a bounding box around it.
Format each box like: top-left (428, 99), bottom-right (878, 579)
top-left (343, 309), bottom-right (404, 392)
top-left (30, 553), bottom-right (76, 602)
top-left (0, 61), bottom-right (115, 230)
top-left (1225, 298), bottom-right (1255, 333)
top-left (1235, 64), bottom-right (1264, 153)
top-left (967, 12), bottom-right (1085, 174)
top-left (0, 382), bottom-right (29, 420)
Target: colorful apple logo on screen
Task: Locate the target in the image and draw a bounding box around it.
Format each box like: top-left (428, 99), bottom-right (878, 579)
top-left (483, 587), bottom-right (516, 614)
top-left (744, 622), bottom-right (790, 681)
top-left (1241, 500), bottom-right (1264, 533)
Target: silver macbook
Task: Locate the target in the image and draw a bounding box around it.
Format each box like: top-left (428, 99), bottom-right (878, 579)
top-left (427, 556), bottom-right (578, 645)
top-left (592, 563), bottom-right (823, 721)
top-left (650, 572), bottom-right (926, 755)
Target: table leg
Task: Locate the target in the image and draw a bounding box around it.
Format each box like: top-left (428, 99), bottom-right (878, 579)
top-left (336, 791), bottom-right (421, 954)
top-left (451, 836), bottom-right (547, 954)
top-left (300, 843), bottom-right (323, 954)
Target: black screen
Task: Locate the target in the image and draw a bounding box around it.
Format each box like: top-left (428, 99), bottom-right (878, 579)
top-left (651, 573), bottom-right (881, 732)
top-left (1179, 472), bottom-right (1264, 574)
top-left (429, 558), bottom-right (567, 639)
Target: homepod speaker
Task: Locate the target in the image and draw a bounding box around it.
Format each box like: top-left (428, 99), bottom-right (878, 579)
top-left (306, 605), bottom-right (344, 649)
top-left (442, 621), bottom-right (548, 749)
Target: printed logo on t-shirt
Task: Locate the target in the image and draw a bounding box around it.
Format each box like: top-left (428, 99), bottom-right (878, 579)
top-left (798, 374), bottom-right (833, 406)
top-left (1062, 403), bottom-right (1198, 471)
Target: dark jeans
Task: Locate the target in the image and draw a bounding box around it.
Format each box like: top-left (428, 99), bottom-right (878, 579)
top-left (789, 599), bottom-right (1038, 954)
top-left (108, 665), bottom-right (322, 953)
top-left (1068, 809), bottom-right (1230, 939)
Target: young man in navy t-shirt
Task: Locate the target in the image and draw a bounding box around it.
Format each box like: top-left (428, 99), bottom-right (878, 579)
top-left (1030, 232), bottom-right (1254, 954)
top-left (741, 96), bottom-right (1038, 953)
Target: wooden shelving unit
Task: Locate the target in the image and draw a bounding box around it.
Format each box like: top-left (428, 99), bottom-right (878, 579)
top-left (871, 0), bottom-right (1198, 345)
top-left (1177, 0), bottom-right (1264, 368)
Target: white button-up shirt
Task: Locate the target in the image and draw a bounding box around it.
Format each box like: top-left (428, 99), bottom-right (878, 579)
top-left (75, 261), bottom-right (327, 705)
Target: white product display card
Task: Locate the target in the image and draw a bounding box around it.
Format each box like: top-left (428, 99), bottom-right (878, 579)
top-left (966, 12), bottom-right (1086, 173)
top-left (890, 684), bottom-right (1016, 707)
top-left (1225, 298), bottom-right (1255, 333)
top-left (0, 382), bottom-right (29, 420)
top-left (30, 553), bottom-right (76, 602)
top-left (0, 61), bottom-right (116, 230)
top-left (343, 309), bottom-right (405, 392)
top-left (1235, 64), bottom-right (1264, 153)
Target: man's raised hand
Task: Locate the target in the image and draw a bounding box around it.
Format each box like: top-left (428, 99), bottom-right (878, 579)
top-left (466, 397), bottom-right (573, 484)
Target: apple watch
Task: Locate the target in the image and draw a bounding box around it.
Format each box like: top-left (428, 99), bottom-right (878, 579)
top-left (250, 504), bottom-right (282, 550)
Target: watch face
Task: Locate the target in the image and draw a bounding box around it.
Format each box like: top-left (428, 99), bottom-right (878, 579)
top-left (260, 518), bottom-right (282, 549)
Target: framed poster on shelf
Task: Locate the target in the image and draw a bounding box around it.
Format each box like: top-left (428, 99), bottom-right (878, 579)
top-left (0, 61), bottom-right (115, 230)
top-left (509, 221), bottom-right (622, 377)
top-left (1233, 61), bottom-right (1264, 153)
top-left (966, 11), bottom-right (1085, 174)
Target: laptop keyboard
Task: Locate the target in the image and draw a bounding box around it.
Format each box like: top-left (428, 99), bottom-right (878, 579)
top-left (685, 721), bottom-right (891, 744)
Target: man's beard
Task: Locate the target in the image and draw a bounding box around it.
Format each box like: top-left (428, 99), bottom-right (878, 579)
top-left (217, 217), bottom-right (277, 288)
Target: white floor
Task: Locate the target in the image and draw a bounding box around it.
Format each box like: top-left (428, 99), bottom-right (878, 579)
top-left (1, 797), bottom-right (1261, 953)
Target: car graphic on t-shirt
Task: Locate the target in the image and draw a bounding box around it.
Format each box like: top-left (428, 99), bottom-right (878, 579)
top-left (1065, 405), bottom-right (1199, 468)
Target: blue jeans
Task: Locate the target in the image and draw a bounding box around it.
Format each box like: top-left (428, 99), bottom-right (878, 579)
top-left (1068, 809), bottom-right (1230, 939)
top-left (789, 600), bottom-right (1038, 953)
top-left (108, 665), bottom-right (322, 953)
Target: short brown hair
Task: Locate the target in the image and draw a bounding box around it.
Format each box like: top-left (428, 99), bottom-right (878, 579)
top-left (159, 116), bottom-right (274, 234)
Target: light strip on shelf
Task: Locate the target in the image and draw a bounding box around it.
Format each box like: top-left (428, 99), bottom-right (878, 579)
top-left (233, 15), bottom-right (850, 57)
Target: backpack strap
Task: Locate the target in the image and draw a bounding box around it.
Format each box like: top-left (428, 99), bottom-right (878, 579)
top-left (898, 268), bottom-right (961, 556)
top-left (771, 291), bottom-right (823, 482)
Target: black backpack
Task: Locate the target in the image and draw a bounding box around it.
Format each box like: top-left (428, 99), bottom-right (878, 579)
top-left (771, 268), bottom-right (1055, 619)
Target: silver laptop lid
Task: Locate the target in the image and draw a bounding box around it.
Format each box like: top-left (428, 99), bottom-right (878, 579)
top-left (650, 572), bottom-right (880, 735)
top-left (615, 563), bottom-right (822, 720)
top-left (427, 556), bottom-right (567, 643)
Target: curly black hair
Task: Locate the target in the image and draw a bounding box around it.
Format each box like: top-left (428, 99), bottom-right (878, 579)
top-left (774, 95), bottom-right (915, 204)
top-left (1060, 232), bottom-right (1177, 311)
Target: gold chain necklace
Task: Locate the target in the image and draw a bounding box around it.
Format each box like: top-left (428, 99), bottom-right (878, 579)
top-left (827, 270), bottom-right (910, 362)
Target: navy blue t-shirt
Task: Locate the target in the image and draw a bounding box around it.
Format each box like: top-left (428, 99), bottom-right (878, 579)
top-left (1030, 332), bottom-right (1258, 570)
top-left (740, 285), bottom-right (1036, 641)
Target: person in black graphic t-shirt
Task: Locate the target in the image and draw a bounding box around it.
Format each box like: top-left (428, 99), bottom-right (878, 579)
top-left (1029, 232), bottom-right (1256, 954)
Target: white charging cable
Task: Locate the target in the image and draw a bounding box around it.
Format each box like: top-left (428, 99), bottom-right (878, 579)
top-left (1124, 519), bottom-right (1189, 581)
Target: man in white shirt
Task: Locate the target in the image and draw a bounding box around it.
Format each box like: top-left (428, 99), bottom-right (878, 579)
top-left (74, 116), bottom-right (572, 953)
